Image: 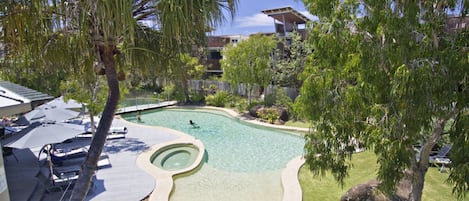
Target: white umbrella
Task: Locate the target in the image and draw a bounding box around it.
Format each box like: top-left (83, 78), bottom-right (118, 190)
top-left (14, 105), bottom-right (79, 126)
top-left (2, 122), bottom-right (84, 149)
top-left (40, 96), bottom-right (83, 109)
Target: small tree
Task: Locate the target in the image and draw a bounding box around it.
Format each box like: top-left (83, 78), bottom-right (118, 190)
top-left (221, 34), bottom-right (277, 104)
top-left (273, 31), bottom-right (311, 89)
top-left (60, 75), bottom-right (128, 135)
top-left (167, 53), bottom-right (206, 102)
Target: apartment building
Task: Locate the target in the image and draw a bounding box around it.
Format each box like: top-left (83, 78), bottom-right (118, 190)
top-left (203, 6), bottom-right (310, 77)
top-left (261, 6), bottom-right (311, 41)
top-left (204, 35), bottom-right (248, 76)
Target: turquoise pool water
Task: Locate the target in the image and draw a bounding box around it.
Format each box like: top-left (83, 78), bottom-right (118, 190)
top-left (124, 109), bottom-right (305, 201)
top-left (127, 109), bottom-right (304, 172)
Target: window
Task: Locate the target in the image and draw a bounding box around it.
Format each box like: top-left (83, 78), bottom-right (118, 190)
top-left (208, 51), bottom-right (222, 59)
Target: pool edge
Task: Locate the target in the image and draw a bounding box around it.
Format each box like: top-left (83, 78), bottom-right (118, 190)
top-left (136, 138), bottom-right (205, 201)
top-left (167, 105), bottom-right (311, 134)
top-left (281, 156), bottom-right (306, 201)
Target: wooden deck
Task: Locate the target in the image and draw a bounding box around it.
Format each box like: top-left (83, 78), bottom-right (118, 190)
top-left (115, 101), bottom-right (177, 114)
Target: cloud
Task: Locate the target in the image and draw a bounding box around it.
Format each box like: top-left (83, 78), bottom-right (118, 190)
top-left (235, 13), bottom-right (274, 28)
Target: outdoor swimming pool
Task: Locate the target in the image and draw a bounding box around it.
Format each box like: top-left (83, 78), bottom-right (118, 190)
top-left (125, 108), bottom-right (305, 201)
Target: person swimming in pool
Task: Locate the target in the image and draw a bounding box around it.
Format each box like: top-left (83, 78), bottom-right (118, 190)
top-left (189, 120), bottom-right (199, 128)
top-left (137, 111), bottom-right (142, 122)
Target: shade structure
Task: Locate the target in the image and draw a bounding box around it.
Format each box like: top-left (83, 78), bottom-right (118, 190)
top-left (14, 105), bottom-right (79, 126)
top-left (2, 122), bottom-right (84, 149)
top-left (0, 98), bottom-right (31, 117)
top-left (0, 86), bottom-right (32, 116)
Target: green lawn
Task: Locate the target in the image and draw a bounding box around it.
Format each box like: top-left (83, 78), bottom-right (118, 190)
top-left (299, 151), bottom-right (458, 201)
top-left (284, 120), bottom-right (310, 128)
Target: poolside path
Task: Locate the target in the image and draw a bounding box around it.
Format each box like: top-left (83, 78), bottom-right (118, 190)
top-left (4, 106), bottom-right (307, 201)
top-left (5, 117), bottom-right (181, 201)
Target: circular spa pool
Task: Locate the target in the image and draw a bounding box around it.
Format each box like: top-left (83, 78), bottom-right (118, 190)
top-left (150, 144), bottom-right (200, 171)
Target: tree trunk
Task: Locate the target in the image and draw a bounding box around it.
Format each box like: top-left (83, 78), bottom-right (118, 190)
top-left (181, 77), bottom-right (190, 103)
top-left (90, 114), bottom-right (96, 135)
top-left (70, 45), bottom-right (120, 201)
top-left (407, 118), bottom-right (447, 201)
top-left (247, 84), bottom-right (253, 105)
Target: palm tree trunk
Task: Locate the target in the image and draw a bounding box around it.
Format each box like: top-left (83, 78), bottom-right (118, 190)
top-left (70, 45), bottom-right (120, 201)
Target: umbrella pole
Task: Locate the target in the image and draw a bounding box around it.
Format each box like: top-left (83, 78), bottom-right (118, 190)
top-left (46, 144), bottom-right (54, 181)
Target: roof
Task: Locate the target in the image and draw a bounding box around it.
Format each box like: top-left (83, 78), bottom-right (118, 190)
top-left (0, 94), bottom-right (31, 117)
top-left (0, 81), bottom-right (53, 103)
top-left (0, 85), bottom-right (32, 116)
top-left (261, 6), bottom-right (311, 24)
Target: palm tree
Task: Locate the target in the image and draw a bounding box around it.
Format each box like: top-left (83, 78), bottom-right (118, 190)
top-left (0, 0), bottom-right (237, 200)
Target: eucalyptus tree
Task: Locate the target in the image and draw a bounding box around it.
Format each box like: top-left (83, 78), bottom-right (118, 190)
top-left (273, 31), bottom-right (311, 89)
top-left (0, 1), bottom-right (237, 200)
top-left (166, 53), bottom-right (206, 102)
top-left (221, 34), bottom-right (277, 104)
top-left (296, 0), bottom-right (468, 200)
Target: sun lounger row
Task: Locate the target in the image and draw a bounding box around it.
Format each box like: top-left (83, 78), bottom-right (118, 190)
top-left (36, 165), bottom-right (97, 195)
top-left (77, 126), bottom-right (128, 139)
top-left (76, 132), bottom-right (127, 140)
top-left (415, 144), bottom-right (452, 173)
top-left (84, 124), bottom-right (128, 134)
top-left (38, 139), bottom-right (111, 168)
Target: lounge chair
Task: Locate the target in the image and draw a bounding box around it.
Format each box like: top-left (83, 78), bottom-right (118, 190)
top-left (36, 165), bottom-right (98, 201)
top-left (56, 152), bottom-right (111, 169)
top-left (50, 147), bottom-right (88, 166)
top-left (36, 166), bottom-right (80, 193)
top-left (77, 126), bottom-right (127, 140)
top-left (38, 143), bottom-right (88, 166)
top-left (429, 144), bottom-right (452, 172)
top-left (76, 132), bottom-right (127, 140)
top-left (110, 126), bottom-right (128, 134)
top-left (2, 146), bottom-right (18, 162)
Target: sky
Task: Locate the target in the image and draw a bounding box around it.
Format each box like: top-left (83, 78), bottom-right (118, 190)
top-left (212, 0), bottom-right (316, 36)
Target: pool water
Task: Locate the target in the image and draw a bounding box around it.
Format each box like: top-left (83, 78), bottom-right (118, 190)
top-left (125, 109), bottom-right (305, 201)
top-left (162, 150), bottom-right (190, 169)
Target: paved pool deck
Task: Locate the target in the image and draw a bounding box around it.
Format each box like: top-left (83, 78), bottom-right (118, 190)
top-left (4, 106), bottom-right (307, 201)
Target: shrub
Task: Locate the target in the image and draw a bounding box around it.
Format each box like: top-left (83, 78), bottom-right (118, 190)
top-left (257, 107), bottom-right (280, 124)
top-left (205, 90), bottom-right (231, 107)
top-left (190, 91), bottom-right (205, 104)
top-left (271, 88), bottom-right (296, 120)
top-left (246, 100), bottom-right (264, 111)
top-left (172, 89), bottom-right (187, 102)
top-left (161, 83), bottom-right (176, 100)
top-left (234, 97), bottom-right (248, 112)
top-left (264, 92), bottom-right (275, 107)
